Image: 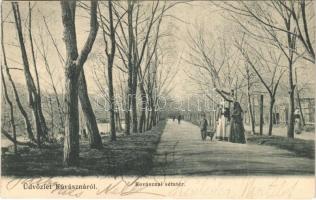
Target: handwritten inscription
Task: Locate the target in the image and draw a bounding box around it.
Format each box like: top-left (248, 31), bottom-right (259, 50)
top-left (5, 177), bottom-right (179, 198)
top-left (3, 177), bottom-right (310, 198)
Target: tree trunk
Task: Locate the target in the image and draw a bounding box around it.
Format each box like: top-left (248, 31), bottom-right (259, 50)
top-left (287, 62), bottom-right (295, 138)
top-left (131, 72), bottom-right (138, 133)
top-left (146, 64), bottom-right (152, 131)
top-left (108, 58), bottom-right (116, 141)
top-left (33, 101), bottom-right (44, 147)
top-left (125, 108), bottom-right (131, 135)
top-left (151, 102), bottom-right (156, 127)
top-left (63, 67), bottom-right (80, 166)
top-left (115, 109), bottom-right (122, 132)
top-left (247, 75), bottom-right (255, 135)
top-left (295, 69), bottom-right (306, 126)
top-left (125, 0), bottom-right (134, 136)
top-left (61, 0), bottom-right (98, 166)
top-left (130, 0), bottom-right (138, 134)
top-left (296, 91), bottom-right (305, 126)
top-left (248, 96), bottom-right (256, 135)
top-left (287, 92), bottom-right (295, 138)
top-left (268, 97), bottom-right (275, 136)
top-left (285, 16), bottom-right (296, 139)
top-left (107, 0), bottom-right (117, 141)
top-left (28, 2), bottom-right (49, 139)
top-left (61, 1), bottom-right (81, 167)
top-left (252, 97), bottom-right (256, 126)
top-left (259, 95), bottom-right (264, 136)
top-left (138, 85), bottom-right (147, 133)
top-left (48, 97), bottom-right (54, 140)
top-left (146, 109), bottom-right (151, 130)
top-left (78, 71), bottom-right (102, 148)
top-left (38, 102), bottom-right (48, 138)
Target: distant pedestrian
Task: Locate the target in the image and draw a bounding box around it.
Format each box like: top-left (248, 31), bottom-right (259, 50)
top-left (229, 102), bottom-right (246, 144)
top-left (173, 115), bottom-right (175, 122)
top-left (177, 115), bottom-right (181, 124)
top-left (200, 113), bottom-right (208, 141)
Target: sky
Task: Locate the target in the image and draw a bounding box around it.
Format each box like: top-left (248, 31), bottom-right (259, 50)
top-left (2, 1), bottom-right (315, 101)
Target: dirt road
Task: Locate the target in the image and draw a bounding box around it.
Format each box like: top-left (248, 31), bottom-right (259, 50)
top-left (152, 120), bottom-right (314, 175)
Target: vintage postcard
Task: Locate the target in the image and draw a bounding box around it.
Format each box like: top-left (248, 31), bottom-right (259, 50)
top-left (0, 0), bottom-right (315, 199)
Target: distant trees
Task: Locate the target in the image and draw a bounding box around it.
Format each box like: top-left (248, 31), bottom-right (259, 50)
top-left (125, 0), bottom-right (165, 134)
top-left (240, 1), bottom-right (301, 138)
top-left (184, 1), bottom-right (314, 138)
top-left (206, 0), bottom-right (315, 138)
top-left (235, 40), bottom-right (285, 136)
top-left (93, 0), bottom-right (177, 136)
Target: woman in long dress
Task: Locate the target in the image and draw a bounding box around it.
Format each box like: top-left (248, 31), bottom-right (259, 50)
top-left (229, 102), bottom-right (246, 144)
top-left (216, 104), bottom-right (226, 140)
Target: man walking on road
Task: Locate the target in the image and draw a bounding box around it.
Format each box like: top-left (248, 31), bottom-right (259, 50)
top-left (200, 113), bottom-right (208, 141)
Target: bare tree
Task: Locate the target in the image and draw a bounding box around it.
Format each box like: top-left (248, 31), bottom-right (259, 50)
top-left (244, 64), bottom-right (256, 135)
top-left (12, 2), bottom-right (48, 146)
top-left (235, 38), bottom-right (285, 136)
top-left (185, 25), bottom-right (245, 104)
top-left (89, 0), bottom-right (182, 135)
top-left (117, 0), bottom-right (171, 134)
top-left (78, 71), bottom-right (102, 148)
top-left (215, 0), bottom-right (315, 63)
top-left (28, 2), bottom-right (48, 140)
top-left (217, 1), bottom-right (301, 138)
top-left (137, 5), bottom-right (165, 133)
top-left (98, 0), bottom-right (117, 141)
top-left (60, 0), bottom-right (99, 166)
top-left (41, 14), bottom-right (102, 148)
top-left (1, 3), bottom-right (35, 143)
top-left (264, 2), bottom-right (298, 138)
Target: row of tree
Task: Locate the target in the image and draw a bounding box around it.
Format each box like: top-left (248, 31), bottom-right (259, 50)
top-left (186, 0), bottom-right (314, 138)
top-left (1, 0), bottom-right (177, 166)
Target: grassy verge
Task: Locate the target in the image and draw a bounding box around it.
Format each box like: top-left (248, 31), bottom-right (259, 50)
top-left (2, 120), bottom-right (166, 177)
top-left (246, 134), bottom-right (314, 159)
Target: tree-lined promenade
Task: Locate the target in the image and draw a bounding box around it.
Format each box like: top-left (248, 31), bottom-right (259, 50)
top-left (1, 0), bottom-right (315, 175)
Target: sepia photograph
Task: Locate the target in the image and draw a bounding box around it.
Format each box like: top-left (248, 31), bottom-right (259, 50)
top-left (0, 0), bottom-right (315, 198)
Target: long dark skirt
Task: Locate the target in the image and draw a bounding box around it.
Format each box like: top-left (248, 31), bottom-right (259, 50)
top-left (229, 118), bottom-right (246, 144)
